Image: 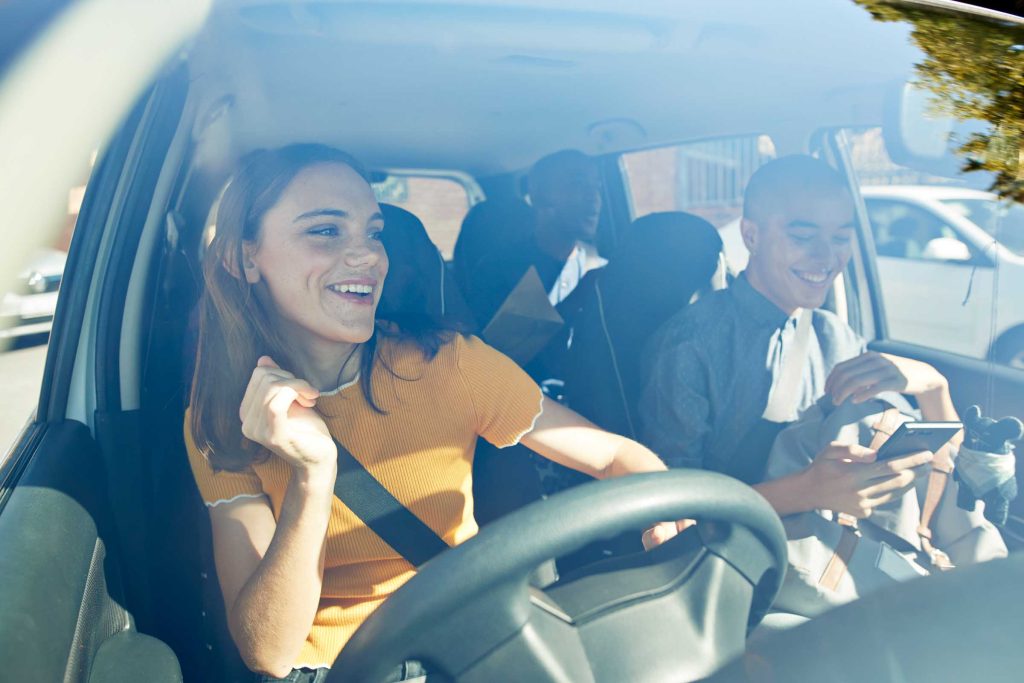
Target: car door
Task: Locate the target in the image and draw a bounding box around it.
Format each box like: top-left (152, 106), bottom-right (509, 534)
top-left (0, 13), bottom-right (223, 679)
top-left (0, 91), bottom-right (184, 680)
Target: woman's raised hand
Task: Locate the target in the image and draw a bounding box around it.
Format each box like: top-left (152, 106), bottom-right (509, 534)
top-left (239, 356), bottom-right (338, 480)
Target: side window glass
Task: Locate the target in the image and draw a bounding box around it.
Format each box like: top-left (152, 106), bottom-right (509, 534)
top-left (372, 173), bottom-right (481, 259)
top-left (1, 158), bottom-right (91, 454)
top-left (842, 126), bottom-right (1022, 366)
top-left (868, 199), bottom-right (965, 262)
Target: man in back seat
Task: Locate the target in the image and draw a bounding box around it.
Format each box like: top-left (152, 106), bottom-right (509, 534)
top-left (465, 149), bottom-right (604, 327)
top-left (639, 155), bottom-right (958, 533)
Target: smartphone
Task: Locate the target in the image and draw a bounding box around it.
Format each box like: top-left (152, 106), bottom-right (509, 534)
top-left (875, 421), bottom-right (963, 461)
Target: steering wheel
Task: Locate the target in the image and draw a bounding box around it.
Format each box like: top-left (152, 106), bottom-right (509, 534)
top-left (328, 470), bottom-right (787, 683)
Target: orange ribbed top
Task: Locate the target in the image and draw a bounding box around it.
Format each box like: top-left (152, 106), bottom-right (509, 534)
top-left (184, 333), bottom-right (543, 669)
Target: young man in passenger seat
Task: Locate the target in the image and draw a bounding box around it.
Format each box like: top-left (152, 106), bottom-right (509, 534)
top-left (638, 155), bottom-right (958, 538)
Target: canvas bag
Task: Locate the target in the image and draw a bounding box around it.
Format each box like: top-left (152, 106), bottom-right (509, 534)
top-left (764, 393), bottom-right (1007, 617)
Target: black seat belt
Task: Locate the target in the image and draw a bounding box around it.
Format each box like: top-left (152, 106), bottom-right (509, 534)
top-left (333, 439), bottom-right (450, 567)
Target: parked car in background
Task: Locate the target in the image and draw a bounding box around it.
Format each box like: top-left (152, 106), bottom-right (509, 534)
top-left (0, 248), bottom-right (64, 341)
top-left (863, 185), bottom-right (1024, 367)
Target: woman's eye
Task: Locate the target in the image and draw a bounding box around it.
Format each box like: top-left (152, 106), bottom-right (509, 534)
top-left (307, 224), bottom-right (338, 237)
top-left (369, 229), bottom-right (384, 242)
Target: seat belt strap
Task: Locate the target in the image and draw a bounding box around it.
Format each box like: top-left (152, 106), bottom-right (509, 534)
top-left (763, 308), bottom-right (812, 422)
top-left (333, 439), bottom-right (450, 567)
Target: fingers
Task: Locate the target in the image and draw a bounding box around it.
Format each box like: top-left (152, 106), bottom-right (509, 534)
top-left (239, 360), bottom-right (321, 444)
top-left (824, 352), bottom-right (876, 396)
top-left (676, 518), bottom-right (697, 533)
top-left (819, 441), bottom-right (877, 464)
top-left (828, 357), bottom-right (903, 404)
top-left (642, 521), bottom-right (680, 551)
top-left (869, 450), bottom-right (933, 480)
top-left (643, 519), bottom-right (696, 550)
top-left (859, 451), bottom-right (932, 499)
top-left (862, 469), bottom-right (916, 498)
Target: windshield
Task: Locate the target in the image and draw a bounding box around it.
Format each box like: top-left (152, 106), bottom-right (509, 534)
top-left (4, 1), bottom-right (1024, 681)
top-left (940, 198), bottom-right (1024, 255)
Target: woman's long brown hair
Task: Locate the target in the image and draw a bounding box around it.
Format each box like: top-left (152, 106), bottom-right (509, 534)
top-left (189, 144), bottom-right (379, 471)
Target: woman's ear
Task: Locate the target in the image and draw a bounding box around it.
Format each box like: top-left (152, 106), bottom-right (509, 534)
top-left (241, 242), bottom-right (261, 284)
top-left (223, 242), bottom-right (261, 283)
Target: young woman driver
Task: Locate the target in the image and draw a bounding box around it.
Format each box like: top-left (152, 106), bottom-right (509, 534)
top-left (184, 144), bottom-right (680, 682)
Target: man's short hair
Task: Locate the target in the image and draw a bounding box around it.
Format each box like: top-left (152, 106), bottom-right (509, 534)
top-left (743, 155), bottom-right (850, 224)
top-left (527, 149), bottom-right (593, 207)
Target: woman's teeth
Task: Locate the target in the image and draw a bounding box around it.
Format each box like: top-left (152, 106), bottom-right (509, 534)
top-left (329, 283), bottom-right (373, 295)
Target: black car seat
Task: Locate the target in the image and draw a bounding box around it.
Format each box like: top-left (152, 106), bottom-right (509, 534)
top-left (451, 197), bottom-right (533, 296)
top-left (562, 211), bottom-right (724, 439)
top-left (537, 211), bottom-right (724, 573)
top-left (379, 203), bottom-right (476, 332)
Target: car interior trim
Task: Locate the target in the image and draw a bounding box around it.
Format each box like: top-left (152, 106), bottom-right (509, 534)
top-left (96, 72), bottom-right (187, 414)
top-left (41, 100), bottom-right (147, 426)
top-left (113, 64), bottom-right (193, 412)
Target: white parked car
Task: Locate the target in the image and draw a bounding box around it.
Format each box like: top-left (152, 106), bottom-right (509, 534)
top-left (721, 185), bottom-right (1024, 367)
top-left (0, 248), bottom-right (65, 340)
top-left (862, 185), bottom-right (1024, 367)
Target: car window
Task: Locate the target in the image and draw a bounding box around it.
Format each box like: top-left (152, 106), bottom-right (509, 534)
top-left (865, 198), bottom-right (963, 261)
top-left (620, 135), bottom-right (775, 229)
top-left (941, 198), bottom-right (1024, 256)
top-left (842, 124), bottom-right (1024, 367)
top-left (0, 160), bottom-right (90, 456)
top-left (372, 172), bottom-right (481, 260)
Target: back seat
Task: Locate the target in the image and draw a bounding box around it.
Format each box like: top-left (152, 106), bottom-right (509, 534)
top-left (379, 203), bottom-right (477, 331)
top-left (451, 197), bottom-right (533, 296)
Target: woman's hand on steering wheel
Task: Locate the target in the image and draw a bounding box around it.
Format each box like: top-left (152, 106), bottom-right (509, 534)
top-left (239, 356), bottom-right (338, 483)
top-left (641, 518), bottom-right (697, 550)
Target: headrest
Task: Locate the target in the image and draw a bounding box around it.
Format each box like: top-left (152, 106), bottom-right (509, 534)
top-left (378, 204), bottom-right (475, 330)
top-left (452, 197), bottom-right (533, 282)
top-left (605, 211), bottom-right (723, 306)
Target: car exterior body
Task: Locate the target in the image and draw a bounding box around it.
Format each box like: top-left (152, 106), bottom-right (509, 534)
top-left (0, 248), bottom-right (64, 340)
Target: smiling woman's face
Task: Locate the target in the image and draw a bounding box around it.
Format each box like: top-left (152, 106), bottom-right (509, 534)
top-left (242, 162), bottom-right (388, 346)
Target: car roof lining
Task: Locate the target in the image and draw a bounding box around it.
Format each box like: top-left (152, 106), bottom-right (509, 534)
top-left (184, 0), bottom-right (922, 176)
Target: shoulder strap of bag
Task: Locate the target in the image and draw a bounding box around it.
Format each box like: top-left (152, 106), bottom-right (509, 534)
top-left (763, 308), bottom-right (812, 422)
top-left (918, 460), bottom-right (956, 570)
top-left (333, 438), bottom-right (450, 567)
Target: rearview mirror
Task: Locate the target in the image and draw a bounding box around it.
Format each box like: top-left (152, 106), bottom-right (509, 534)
top-left (883, 82), bottom-right (989, 180)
